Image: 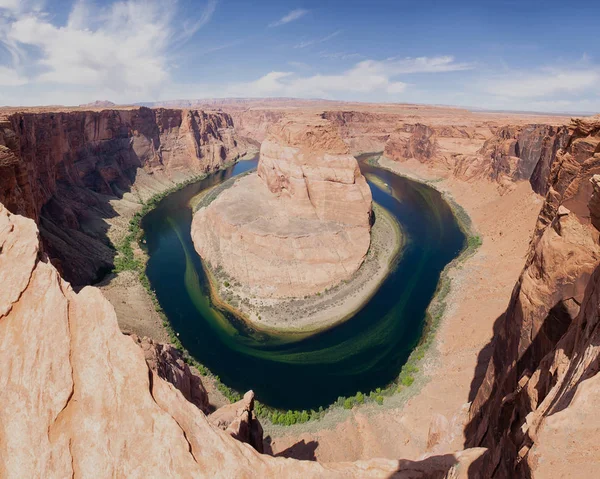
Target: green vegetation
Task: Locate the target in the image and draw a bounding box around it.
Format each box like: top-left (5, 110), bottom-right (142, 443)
top-left (468, 235), bottom-right (483, 250)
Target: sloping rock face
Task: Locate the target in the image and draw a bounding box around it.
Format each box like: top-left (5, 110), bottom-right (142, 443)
top-left (383, 122), bottom-right (572, 194)
top-left (384, 123), bottom-right (439, 163)
top-left (466, 117), bottom-right (600, 477)
top-left (476, 124), bottom-right (570, 194)
top-left (0, 107), bottom-right (246, 286)
top-left (322, 110), bottom-right (398, 154)
top-left (192, 119), bottom-right (373, 299)
top-left (132, 335), bottom-right (210, 413)
top-left (0, 200), bottom-right (486, 478)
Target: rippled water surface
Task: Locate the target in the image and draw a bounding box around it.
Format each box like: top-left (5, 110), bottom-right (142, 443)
top-left (142, 155), bottom-right (465, 410)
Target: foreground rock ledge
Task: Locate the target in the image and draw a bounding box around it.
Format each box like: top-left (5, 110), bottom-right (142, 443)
top-left (191, 118), bottom-right (373, 301)
top-left (0, 201), bottom-right (485, 477)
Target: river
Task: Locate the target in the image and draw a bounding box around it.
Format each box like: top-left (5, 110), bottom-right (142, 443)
top-left (142, 155), bottom-right (465, 410)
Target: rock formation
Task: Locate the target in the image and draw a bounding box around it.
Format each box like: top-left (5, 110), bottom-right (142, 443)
top-left (467, 116), bottom-right (600, 477)
top-left (209, 390), bottom-right (264, 453)
top-left (131, 335), bottom-right (210, 413)
top-left (79, 100), bottom-right (117, 108)
top-left (0, 200), bottom-right (486, 478)
top-left (384, 123), bottom-right (439, 163)
top-left (192, 118), bottom-right (373, 299)
top-left (476, 124), bottom-right (570, 194)
top-left (0, 107), bottom-right (247, 286)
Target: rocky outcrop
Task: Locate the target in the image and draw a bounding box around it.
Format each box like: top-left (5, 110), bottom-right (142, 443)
top-left (228, 109), bottom-right (285, 144)
top-left (323, 110), bottom-right (398, 154)
top-left (131, 335), bottom-right (210, 413)
top-left (384, 123), bottom-right (439, 163)
top-left (0, 107), bottom-right (247, 286)
top-left (0, 200), bottom-right (487, 478)
top-left (466, 117), bottom-right (600, 477)
top-left (192, 118), bottom-right (373, 299)
top-left (79, 100), bottom-right (117, 108)
top-left (209, 390), bottom-right (264, 453)
top-left (476, 124), bottom-right (570, 194)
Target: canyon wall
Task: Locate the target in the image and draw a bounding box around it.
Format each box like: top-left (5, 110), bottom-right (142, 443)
top-left (0, 200), bottom-right (486, 478)
top-left (0, 107), bottom-right (247, 286)
top-left (384, 121), bottom-right (572, 194)
top-left (467, 117), bottom-right (600, 477)
top-left (192, 118), bottom-right (373, 299)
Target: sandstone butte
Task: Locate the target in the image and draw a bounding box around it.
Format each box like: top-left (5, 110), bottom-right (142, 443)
top-left (2, 102), bottom-right (600, 478)
top-left (191, 117), bottom-right (373, 300)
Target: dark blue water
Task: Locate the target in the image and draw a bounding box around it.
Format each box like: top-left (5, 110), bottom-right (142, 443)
top-left (142, 156), bottom-right (465, 410)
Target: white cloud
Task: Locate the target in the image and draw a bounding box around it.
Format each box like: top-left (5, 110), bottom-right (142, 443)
top-left (269, 8), bottom-right (309, 27)
top-left (484, 68), bottom-right (600, 98)
top-left (0, 0), bottom-right (217, 104)
top-left (0, 65), bottom-right (26, 85)
top-left (193, 56), bottom-right (472, 100)
top-left (0, 0), bottom-right (20, 12)
top-left (295, 30), bottom-right (341, 49)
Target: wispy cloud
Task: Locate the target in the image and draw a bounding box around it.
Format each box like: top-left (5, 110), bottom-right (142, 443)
top-left (195, 37), bottom-right (248, 57)
top-left (319, 51), bottom-right (364, 61)
top-left (198, 56), bottom-right (472, 99)
top-left (483, 68), bottom-right (600, 98)
top-left (0, 0), bottom-right (217, 103)
top-left (269, 8), bottom-right (308, 27)
top-left (295, 30), bottom-right (341, 49)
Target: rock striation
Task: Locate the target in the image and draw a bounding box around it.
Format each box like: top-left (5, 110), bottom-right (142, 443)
top-left (0, 107), bottom-right (247, 286)
top-left (0, 200), bottom-right (486, 479)
top-left (467, 116), bottom-right (600, 477)
top-left (192, 118), bottom-right (373, 299)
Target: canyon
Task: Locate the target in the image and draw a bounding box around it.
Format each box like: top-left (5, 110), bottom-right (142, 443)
top-left (0, 106), bottom-right (250, 286)
top-left (1, 100), bottom-right (600, 478)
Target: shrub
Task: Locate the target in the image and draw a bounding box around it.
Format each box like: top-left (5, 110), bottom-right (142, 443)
top-left (343, 398), bottom-right (354, 410)
top-left (375, 395), bottom-right (384, 405)
top-left (401, 375), bottom-right (415, 387)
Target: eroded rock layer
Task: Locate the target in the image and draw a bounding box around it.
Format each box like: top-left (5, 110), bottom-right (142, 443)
top-left (0, 107), bottom-right (246, 285)
top-left (0, 200), bottom-right (485, 478)
top-left (467, 117), bottom-right (600, 477)
top-left (192, 118), bottom-right (372, 299)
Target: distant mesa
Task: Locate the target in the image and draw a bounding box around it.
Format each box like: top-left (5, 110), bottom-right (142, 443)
top-left (79, 100), bottom-right (117, 108)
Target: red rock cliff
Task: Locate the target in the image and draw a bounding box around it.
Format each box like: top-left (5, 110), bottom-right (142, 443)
top-left (0, 107), bottom-right (246, 286)
top-left (466, 117), bottom-right (600, 478)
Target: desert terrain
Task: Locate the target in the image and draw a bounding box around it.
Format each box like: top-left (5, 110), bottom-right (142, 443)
top-left (2, 98), bottom-right (600, 478)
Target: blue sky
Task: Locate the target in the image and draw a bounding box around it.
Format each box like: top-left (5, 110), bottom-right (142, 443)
top-left (0, 0), bottom-right (599, 112)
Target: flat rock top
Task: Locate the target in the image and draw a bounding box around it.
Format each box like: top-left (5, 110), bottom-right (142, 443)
top-left (214, 173), bottom-right (347, 237)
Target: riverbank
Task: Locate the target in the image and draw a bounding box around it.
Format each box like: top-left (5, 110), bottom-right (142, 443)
top-left (97, 157), bottom-right (257, 410)
top-left (200, 200), bottom-right (403, 335)
top-left (266, 155), bottom-right (543, 461)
